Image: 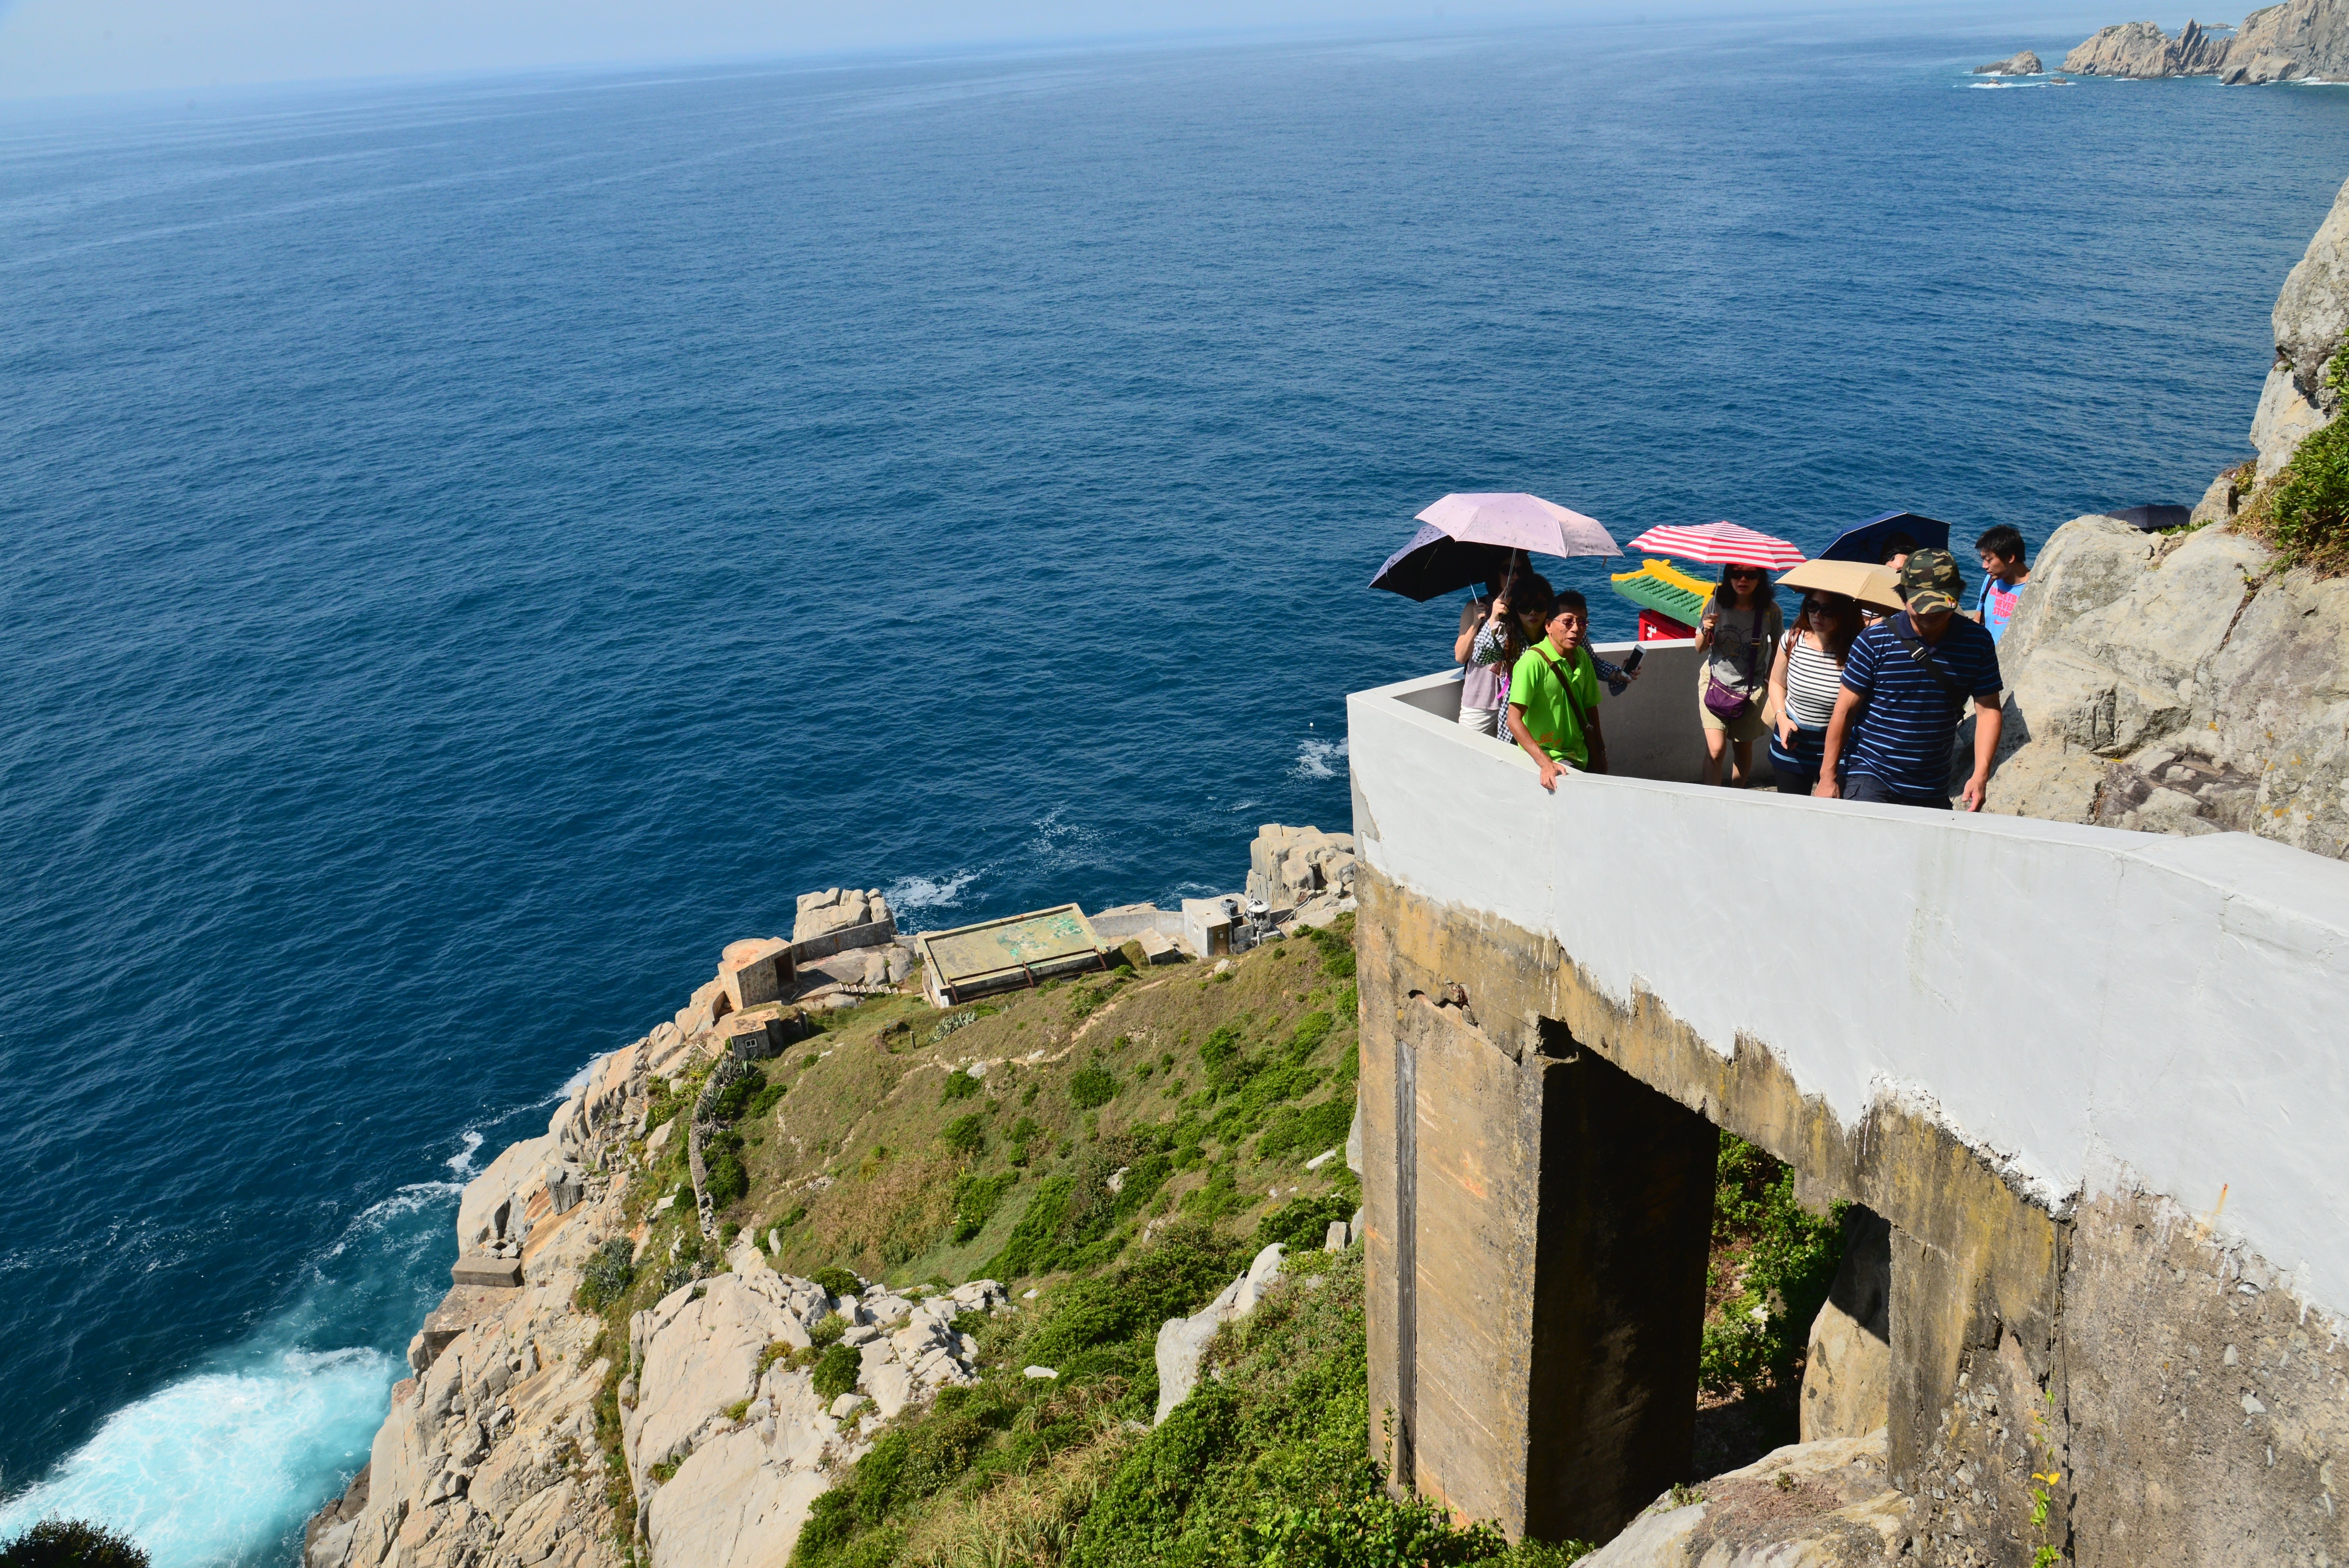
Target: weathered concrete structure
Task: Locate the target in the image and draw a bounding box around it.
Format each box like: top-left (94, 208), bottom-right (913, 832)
top-left (1349, 650), bottom-right (2349, 1564)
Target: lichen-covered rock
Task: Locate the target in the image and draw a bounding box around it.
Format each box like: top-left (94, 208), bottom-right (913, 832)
top-left (642, 1426), bottom-right (832, 1568)
top-left (622, 1270), bottom-right (1002, 1567)
top-left (1579, 1431), bottom-right (1910, 1566)
top-left (1977, 514), bottom-right (2349, 858)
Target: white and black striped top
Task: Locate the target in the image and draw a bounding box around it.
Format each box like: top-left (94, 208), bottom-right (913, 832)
top-left (1780, 633), bottom-right (1845, 730)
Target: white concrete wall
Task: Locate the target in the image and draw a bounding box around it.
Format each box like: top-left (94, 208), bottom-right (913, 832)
top-left (1433, 640), bottom-right (1773, 786)
top-left (1350, 669), bottom-right (2349, 1315)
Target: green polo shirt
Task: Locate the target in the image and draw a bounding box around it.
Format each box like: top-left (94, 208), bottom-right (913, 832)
top-left (1507, 639), bottom-right (1602, 767)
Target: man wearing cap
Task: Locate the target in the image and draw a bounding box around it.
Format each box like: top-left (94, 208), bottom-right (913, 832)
top-left (1814, 549), bottom-right (2004, 811)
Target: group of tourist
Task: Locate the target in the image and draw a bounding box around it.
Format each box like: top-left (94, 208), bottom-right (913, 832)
top-left (1455, 525), bottom-right (2033, 811)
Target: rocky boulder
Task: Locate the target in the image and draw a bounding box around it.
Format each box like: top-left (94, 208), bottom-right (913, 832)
top-left (1579, 1431), bottom-right (1909, 1567)
top-left (791, 887), bottom-right (887, 944)
top-left (1800, 1212), bottom-right (1891, 1444)
top-left (1971, 49), bottom-right (2044, 74)
top-left (1975, 514), bottom-right (2349, 858)
top-left (1153, 1243), bottom-right (1287, 1424)
top-left (1245, 824), bottom-right (1358, 912)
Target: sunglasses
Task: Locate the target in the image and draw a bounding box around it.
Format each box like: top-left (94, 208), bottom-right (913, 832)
top-left (1728, 568), bottom-right (1764, 580)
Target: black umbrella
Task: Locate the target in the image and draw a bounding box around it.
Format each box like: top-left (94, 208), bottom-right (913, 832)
top-left (1820, 510), bottom-right (1950, 564)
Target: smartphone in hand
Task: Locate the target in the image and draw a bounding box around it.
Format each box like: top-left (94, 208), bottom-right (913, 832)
top-left (1623, 647), bottom-right (1644, 673)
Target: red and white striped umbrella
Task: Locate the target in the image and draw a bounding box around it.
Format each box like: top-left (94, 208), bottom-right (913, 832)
top-left (1623, 520), bottom-right (1806, 569)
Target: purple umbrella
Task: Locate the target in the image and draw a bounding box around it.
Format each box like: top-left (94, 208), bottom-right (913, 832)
top-left (1370, 492), bottom-right (1623, 602)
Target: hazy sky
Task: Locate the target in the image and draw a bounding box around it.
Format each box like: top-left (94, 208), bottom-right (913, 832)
top-left (0, 0), bottom-right (2089, 100)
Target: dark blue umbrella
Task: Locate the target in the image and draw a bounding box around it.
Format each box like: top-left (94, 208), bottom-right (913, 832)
top-left (1820, 510), bottom-right (1950, 564)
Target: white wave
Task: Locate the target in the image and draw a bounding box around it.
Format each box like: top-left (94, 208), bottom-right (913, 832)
top-left (444, 1128), bottom-right (484, 1175)
top-left (0, 1345), bottom-right (394, 1568)
top-left (1290, 737), bottom-right (1350, 780)
top-left (885, 867), bottom-right (983, 914)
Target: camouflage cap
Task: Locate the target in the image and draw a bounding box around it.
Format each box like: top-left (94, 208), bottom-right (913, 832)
top-left (1898, 547), bottom-right (1964, 614)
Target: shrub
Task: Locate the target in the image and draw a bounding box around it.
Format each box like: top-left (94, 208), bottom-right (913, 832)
top-left (704, 1135), bottom-right (749, 1211)
top-left (940, 1070), bottom-right (982, 1104)
top-left (812, 1266), bottom-right (862, 1299)
top-left (0, 1520), bottom-right (150, 1568)
top-left (1284, 1010), bottom-right (1334, 1061)
top-left (1228, 1488), bottom-right (1515, 1567)
top-left (1701, 1137), bottom-right (1843, 1427)
top-left (1300, 920), bottom-right (1357, 980)
top-left (576, 1237), bottom-right (636, 1313)
top-left (808, 1312), bottom-right (848, 1349)
top-left (1257, 1096), bottom-right (1355, 1164)
top-left (711, 1066), bottom-right (766, 1123)
top-left (1069, 1065), bottom-right (1119, 1109)
top-left (812, 1343), bottom-right (864, 1402)
top-left (950, 1172), bottom-right (1017, 1243)
top-left (749, 1075), bottom-right (789, 1119)
top-left (1255, 1189), bottom-right (1357, 1252)
top-left (1065, 1384), bottom-right (1238, 1566)
top-left (982, 1175), bottom-right (1072, 1278)
top-left (941, 1113), bottom-right (987, 1157)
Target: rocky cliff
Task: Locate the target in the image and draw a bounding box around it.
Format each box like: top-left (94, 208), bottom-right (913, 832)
top-left (1972, 173), bottom-right (2349, 858)
top-left (312, 830), bottom-right (1391, 1568)
top-left (1971, 513), bottom-right (2349, 855)
top-left (2062, 0), bottom-right (2349, 83)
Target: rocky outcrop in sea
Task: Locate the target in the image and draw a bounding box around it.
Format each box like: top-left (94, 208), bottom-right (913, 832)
top-left (2062, 18), bottom-right (2233, 77)
top-left (2060, 1), bottom-right (2349, 84)
top-left (1970, 50), bottom-right (2044, 75)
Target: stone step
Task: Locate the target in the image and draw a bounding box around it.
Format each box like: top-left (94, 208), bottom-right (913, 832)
top-left (450, 1253), bottom-right (523, 1288)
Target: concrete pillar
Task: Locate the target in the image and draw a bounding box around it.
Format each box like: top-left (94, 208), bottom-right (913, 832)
top-left (1364, 994), bottom-right (1715, 1546)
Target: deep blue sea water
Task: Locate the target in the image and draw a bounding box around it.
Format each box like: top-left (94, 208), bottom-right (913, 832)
top-left (3, 19), bottom-right (2346, 1563)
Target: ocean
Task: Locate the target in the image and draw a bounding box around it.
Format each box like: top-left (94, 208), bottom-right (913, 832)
top-left (1, 19), bottom-right (2343, 1562)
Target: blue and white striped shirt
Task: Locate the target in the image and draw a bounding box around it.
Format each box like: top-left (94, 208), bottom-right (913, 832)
top-left (1841, 615), bottom-right (2003, 798)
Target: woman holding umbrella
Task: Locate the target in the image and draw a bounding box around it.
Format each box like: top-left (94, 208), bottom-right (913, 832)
top-left (1620, 521), bottom-right (1804, 788)
top-left (1695, 564), bottom-right (1783, 788)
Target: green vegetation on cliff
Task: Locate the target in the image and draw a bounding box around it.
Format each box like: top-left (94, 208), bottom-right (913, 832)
top-left (567, 912), bottom-right (1830, 1566)
top-left (2240, 346), bottom-right (2349, 576)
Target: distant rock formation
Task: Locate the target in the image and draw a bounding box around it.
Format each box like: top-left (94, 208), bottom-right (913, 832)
top-left (2063, 17), bottom-right (2234, 76)
top-left (2222, 0), bottom-right (2349, 81)
top-left (2062, 1), bottom-right (2349, 83)
top-left (1972, 49), bottom-right (2045, 75)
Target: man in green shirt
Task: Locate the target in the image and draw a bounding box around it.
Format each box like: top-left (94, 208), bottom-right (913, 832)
top-left (1506, 591), bottom-right (1609, 792)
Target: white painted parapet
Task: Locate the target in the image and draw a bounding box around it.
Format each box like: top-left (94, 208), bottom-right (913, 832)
top-left (1349, 667), bottom-right (2349, 1313)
